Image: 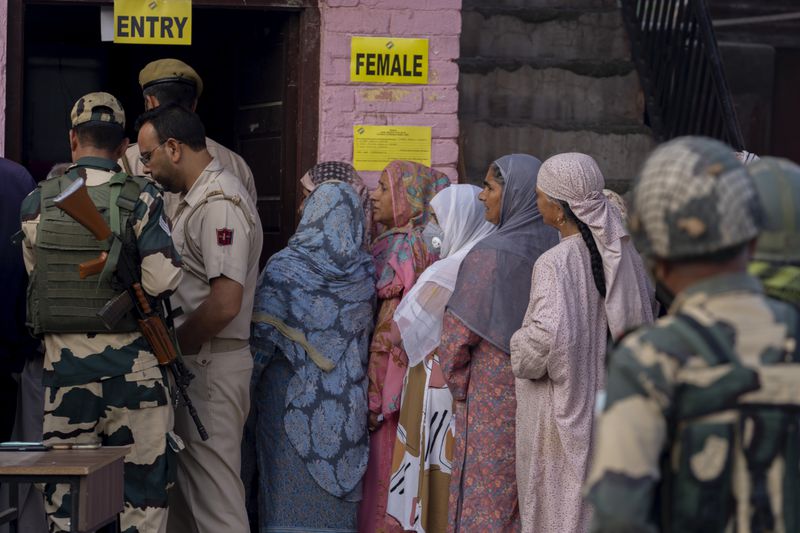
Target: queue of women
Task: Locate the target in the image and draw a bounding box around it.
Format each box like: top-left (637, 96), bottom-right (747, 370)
top-left (241, 152), bottom-right (657, 533)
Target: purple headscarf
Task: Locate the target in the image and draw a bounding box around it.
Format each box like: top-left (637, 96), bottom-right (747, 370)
top-left (446, 154), bottom-right (559, 353)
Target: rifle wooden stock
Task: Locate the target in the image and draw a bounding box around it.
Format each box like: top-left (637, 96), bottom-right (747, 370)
top-left (53, 178), bottom-right (112, 241)
top-left (138, 316), bottom-right (178, 365)
top-left (131, 282), bottom-right (176, 365)
top-left (78, 251), bottom-right (108, 279)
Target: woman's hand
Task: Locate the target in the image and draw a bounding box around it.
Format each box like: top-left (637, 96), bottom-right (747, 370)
top-left (368, 412), bottom-right (383, 432)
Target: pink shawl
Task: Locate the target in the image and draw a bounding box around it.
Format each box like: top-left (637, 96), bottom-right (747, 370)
top-left (370, 161), bottom-right (450, 413)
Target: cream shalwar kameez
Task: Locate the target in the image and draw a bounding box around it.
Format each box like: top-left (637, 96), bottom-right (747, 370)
top-left (510, 235), bottom-right (606, 533)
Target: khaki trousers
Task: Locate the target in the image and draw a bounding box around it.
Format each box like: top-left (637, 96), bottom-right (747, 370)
top-left (168, 346), bottom-right (253, 533)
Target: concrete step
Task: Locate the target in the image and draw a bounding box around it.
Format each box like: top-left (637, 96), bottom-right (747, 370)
top-left (459, 121), bottom-right (655, 189)
top-left (461, 8), bottom-right (630, 61)
top-left (459, 67), bottom-right (645, 124)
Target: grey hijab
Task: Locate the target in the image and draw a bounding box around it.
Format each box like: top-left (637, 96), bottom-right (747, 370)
top-left (446, 154), bottom-right (559, 353)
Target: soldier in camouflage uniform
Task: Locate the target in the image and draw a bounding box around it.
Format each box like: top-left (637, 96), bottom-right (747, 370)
top-left (747, 157), bottom-right (800, 308)
top-left (19, 92), bottom-right (183, 533)
top-left (586, 136), bottom-right (800, 532)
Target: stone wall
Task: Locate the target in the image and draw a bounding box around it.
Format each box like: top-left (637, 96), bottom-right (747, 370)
top-left (459, 0), bottom-right (655, 190)
top-left (318, 0), bottom-right (462, 187)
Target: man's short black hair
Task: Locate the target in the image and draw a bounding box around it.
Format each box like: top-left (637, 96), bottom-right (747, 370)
top-left (135, 104), bottom-right (206, 151)
top-left (143, 81), bottom-right (197, 109)
top-left (72, 122), bottom-right (126, 152)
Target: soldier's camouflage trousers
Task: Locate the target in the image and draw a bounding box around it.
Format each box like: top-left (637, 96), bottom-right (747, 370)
top-left (42, 365), bottom-right (173, 533)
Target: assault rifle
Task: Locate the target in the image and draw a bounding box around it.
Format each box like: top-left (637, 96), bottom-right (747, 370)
top-left (54, 177), bottom-right (209, 441)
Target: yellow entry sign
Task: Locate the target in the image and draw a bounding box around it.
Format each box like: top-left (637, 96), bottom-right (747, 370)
top-left (353, 125), bottom-right (431, 171)
top-left (114, 0), bottom-right (192, 45)
top-left (351, 37), bottom-right (428, 84)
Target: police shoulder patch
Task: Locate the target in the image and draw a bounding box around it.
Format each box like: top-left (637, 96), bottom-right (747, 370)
top-left (216, 228), bottom-right (233, 246)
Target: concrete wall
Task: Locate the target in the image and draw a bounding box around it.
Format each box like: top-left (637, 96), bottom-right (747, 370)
top-left (459, 0), bottom-right (655, 190)
top-left (318, 0), bottom-right (462, 187)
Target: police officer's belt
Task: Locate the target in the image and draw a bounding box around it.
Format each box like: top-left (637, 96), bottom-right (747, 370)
top-left (182, 338), bottom-right (249, 356)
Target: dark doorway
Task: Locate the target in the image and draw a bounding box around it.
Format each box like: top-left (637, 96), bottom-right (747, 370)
top-left (10, 0), bottom-right (320, 264)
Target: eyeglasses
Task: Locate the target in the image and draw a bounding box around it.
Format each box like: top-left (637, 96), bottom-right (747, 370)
top-left (139, 140), bottom-right (168, 166)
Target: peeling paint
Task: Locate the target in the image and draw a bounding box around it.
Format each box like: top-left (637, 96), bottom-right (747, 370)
top-left (359, 88), bottom-right (412, 102)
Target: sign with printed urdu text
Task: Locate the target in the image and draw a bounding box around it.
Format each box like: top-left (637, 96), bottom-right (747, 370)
top-left (353, 126), bottom-right (431, 171)
top-left (351, 37), bottom-right (429, 84)
top-left (114, 0), bottom-right (192, 45)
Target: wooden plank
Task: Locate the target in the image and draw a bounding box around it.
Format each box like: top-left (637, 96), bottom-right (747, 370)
top-left (78, 459), bottom-right (124, 533)
top-left (0, 447), bottom-right (129, 476)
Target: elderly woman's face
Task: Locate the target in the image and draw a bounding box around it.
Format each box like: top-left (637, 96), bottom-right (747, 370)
top-left (536, 187), bottom-right (563, 229)
top-left (478, 168), bottom-right (504, 225)
top-left (370, 170), bottom-right (395, 228)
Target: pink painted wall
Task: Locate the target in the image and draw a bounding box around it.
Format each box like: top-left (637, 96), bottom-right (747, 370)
top-left (318, 0), bottom-right (462, 187)
top-left (0, 0), bottom-right (7, 156)
top-left (0, 1), bottom-right (462, 170)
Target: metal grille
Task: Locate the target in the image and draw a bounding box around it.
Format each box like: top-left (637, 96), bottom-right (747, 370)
top-left (620, 0), bottom-right (745, 150)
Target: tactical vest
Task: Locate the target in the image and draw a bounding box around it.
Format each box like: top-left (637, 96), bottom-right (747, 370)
top-left (661, 308), bottom-right (800, 532)
top-left (27, 168), bottom-right (148, 335)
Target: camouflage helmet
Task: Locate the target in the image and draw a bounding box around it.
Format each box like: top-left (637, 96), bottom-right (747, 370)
top-left (749, 157), bottom-right (800, 265)
top-left (629, 136), bottom-right (762, 261)
top-left (70, 92), bottom-right (125, 129)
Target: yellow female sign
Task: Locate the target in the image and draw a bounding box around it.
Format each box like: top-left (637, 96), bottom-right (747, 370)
top-left (350, 37), bottom-right (429, 84)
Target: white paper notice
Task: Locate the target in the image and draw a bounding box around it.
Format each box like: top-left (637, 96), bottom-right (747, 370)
top-left (100, 6), bottom-right (115, 42)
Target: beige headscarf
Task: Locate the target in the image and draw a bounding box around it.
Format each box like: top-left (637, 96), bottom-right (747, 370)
top-left (538, 153), bottom-right (655, 340)
top-left (602, 189), bottom-right (628, 224)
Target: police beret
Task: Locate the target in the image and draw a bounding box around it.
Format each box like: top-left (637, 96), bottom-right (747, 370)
top-left (139, 58), bottom-right (203, 98)
top-left (70, 92), bottom-right (126, 128)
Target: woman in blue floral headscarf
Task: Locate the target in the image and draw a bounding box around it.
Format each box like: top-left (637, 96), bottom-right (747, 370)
top-left (245, 181), bottom-right (376, 532)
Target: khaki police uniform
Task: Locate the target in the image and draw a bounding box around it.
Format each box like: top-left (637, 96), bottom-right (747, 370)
top-left (165, 158), bottom-right (262, 533)
top-left (123, 139), bottom-right (256, 217)
top-left (121, 58), bottom-right (257, 217)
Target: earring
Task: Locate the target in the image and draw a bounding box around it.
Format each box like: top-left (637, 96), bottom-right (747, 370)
top-left (559, 218), bottom-right (566, 226)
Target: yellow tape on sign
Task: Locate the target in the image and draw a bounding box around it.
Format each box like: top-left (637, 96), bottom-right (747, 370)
top-left (351, 37), bottom-right (428, 84)
top-left (353, 125), bottom-right (431, 171)
top-left (114, 0), bottom-right (191, 45)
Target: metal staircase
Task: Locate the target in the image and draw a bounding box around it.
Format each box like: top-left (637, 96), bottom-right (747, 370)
top-left (620, 0), bottom-right (745, 149)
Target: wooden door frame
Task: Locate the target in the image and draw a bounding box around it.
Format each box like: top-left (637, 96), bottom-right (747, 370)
top-left (5, 0), bottom-right (320, 199)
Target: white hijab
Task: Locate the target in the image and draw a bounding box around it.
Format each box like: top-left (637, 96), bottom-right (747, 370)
top-left (394, 185), bottom-right (496, 366)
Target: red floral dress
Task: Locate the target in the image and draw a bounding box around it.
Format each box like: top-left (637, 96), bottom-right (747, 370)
top-left (439, 311), bottom-right (522, 533)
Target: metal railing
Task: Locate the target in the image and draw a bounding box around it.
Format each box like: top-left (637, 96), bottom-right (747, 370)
top-left (620, 0), bottom-right (745, 150)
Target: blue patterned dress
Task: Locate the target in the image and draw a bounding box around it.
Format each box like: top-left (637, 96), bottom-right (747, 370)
top-left (243, 182), bottom-right (376, 533)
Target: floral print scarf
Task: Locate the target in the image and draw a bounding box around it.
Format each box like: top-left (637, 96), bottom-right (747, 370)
top-left (251, 182), bottom-right (376, 497)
